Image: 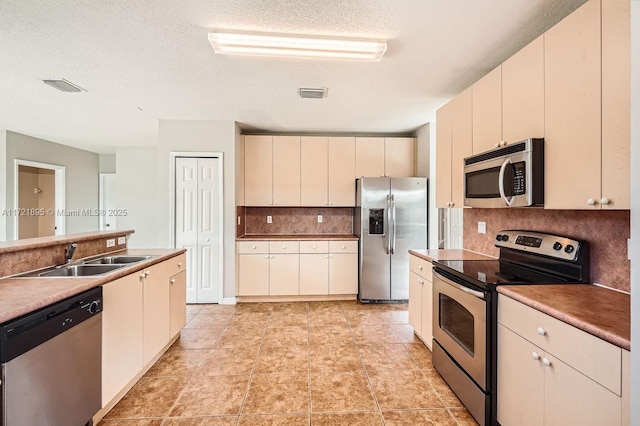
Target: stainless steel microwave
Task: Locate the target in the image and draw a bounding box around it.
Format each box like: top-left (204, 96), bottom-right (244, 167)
top-left (463, 138), bottom-right (544, 208)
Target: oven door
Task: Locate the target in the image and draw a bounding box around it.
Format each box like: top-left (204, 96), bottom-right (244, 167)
top-left (432, 269), bottom-right (487, 389)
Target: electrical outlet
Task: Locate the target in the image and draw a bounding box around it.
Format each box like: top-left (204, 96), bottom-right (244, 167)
top-left (478, 221), bottom-right (486, 234)
top-left (117, 236), bottom-right (126, 245)
top-left (267, 215), bottom-right (272, 224)
top-left (317, 215), bottom-right (323, 223)
top-left (106, 239), bottom-right (116, 248)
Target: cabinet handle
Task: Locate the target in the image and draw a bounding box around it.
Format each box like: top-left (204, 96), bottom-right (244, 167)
top-left (501, 141), bottom-right (507, 147)
top-left (170, 278), bottom-right (176, 284)
top-left (329, 255), bottom-right (333, 258)
top-left (600, 197), bottom-right (610, 205)
top-left (265, 255), bottom-right (270, 259)
top-left (282, 245), bottom-right (286, 249)
top-left (312, 245), bottom-right (317, 249)
top-left (341, 245), bottom-right (346, 249)
top-left (145, 271), bottom-right (150, 276)
top-left (542, 358), bottom-right (552, 367)
top-left (587, 198), bottom-right (596, 206)
top-left (494, 143), bottom-right (500, 148)
top-left (252, 245), bottom-right (256, 249)
top-left (178, 262), bottom-right (183, 267)
top-left (140, 273), bottom-right (146, 279)
top-left (532, 351), bottom-right (540, 361)
top-left (537, 327), bottom-right (546, 336)
top-left (325, 255), bottom-right (329, 258)
top-left (419, 266), bottom-right (423, 270)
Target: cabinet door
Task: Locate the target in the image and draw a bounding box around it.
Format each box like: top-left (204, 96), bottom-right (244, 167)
top-left (601, 0), bottom-right (630, 209)
top-left (301, 136), bottom-right (328, 206)
top-left (544, 0), bottom-right (601, 209)
top-left (299, 253), bottom-right (329, 295)
top-left (384, 137), bottom-right (415, 177)
top-left (102, 273), bottom-right (143, 406)
top-left (435, 102), bottom-right (453, 208)
top-left (450, 87), bottom-right (473, 208)
top-left (245, 135), bottom-right (273, 206)
top-left (328, 137), bottom-right (356, 206)
top-left (544, 352), bottom-right (621, 426)
top-left (272, 136), bottom-right (300, 206)
top-left (269, 254), bottom-right (299, 295)
top-left (238, 254), bottom-right (270, 296)
top-left (420, 277), bottom-right (432, 349)
top-left (472, 66), bottom-right (502, 153)
top-left (408, 271), bottom-right (423, 337)
top-left (143, 264), bottom-right (171, 365)
top-left (328, 253), bottom-right (358, 294)
top-left (355, 137), bottom-right (385, 178)
top-left (169, 270), bottom-right (187, 338)
top-left (502, 35), bottom-right (544, 144)
top-left (497, 324), bottom-right (544, 426)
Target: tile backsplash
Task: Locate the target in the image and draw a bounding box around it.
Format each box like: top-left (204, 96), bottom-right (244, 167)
top-left (463, 209), bottom-right (630, 292)
top-left (244, 207), bottom-right (354, 235)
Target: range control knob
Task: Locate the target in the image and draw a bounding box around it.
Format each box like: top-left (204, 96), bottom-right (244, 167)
top-left (502, 234), bottom-right (509, 242)
top-left (553, 242), bottom-right (563, 251)
top-left (88, 301), bottom-right (100, 314)
top-left (496, 235), bottom-right (503, 242)
top-left (564, 245), bottom-right (575, 254)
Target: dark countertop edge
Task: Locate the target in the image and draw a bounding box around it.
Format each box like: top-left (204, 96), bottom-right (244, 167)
top-left (237, 234), bottom-right (359, 241)
top-left (0, 230), bottom-right (136, 254)
top-left (0, 248), bottom-right (185, 324)
top-left (497, 285), bottom-right (630, 351)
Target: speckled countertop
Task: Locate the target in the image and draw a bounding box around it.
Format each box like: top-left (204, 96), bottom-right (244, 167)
top-left (238, 234), bottom-right (359, 241)
top-left (408, 248), bottom-right (496, 262)
top-left (497, 285), bottom-right (630, 351)
top-left (0, 248), bottom-right (185, 324)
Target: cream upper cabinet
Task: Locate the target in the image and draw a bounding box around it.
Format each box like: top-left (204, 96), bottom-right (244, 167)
top-left (301, 136), bottom-right (329, 206)
top-left (244, 135), bottom-right (273, 206)
top-left (384, 137), bottom-right (415, 177)
top-left (544, 0), bottom-right (602, 210)
top-left (355, 137), bottom-right (385, 178)
top-left (328, 137), bottom-right (356, 206)
top-left (435, 102), bottom-right (453, 208)
top-left (502, 35), bottom-right (544, 145)
top-left (600, 0), bottom-right (630, 209)
top-left (472, 66), bottom-right (502, 154)
top-left (451, 88), bottom-right (473, 208)
top-left (272, 136), bottom-right (301, 206)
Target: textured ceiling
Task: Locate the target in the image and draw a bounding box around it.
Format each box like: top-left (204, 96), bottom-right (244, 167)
top-left (0, 0), bottom-right (586, 153)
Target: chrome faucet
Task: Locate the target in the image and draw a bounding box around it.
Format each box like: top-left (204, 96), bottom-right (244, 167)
top-left (65, 243), bottom-right (77, 264)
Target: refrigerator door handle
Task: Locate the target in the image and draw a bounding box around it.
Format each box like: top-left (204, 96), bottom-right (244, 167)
top-left (385, 194), bottom-right (391, 254)
top-left (391, 194), bottom-right (396, 254)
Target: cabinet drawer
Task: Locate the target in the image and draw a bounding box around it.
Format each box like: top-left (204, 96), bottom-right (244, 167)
top-left (237, 241), bottom-right (269, 254)
top-left (409, 254), bottom-right (432, 281)
top-left (163, 253), bottom-right (186, 276)
top-left (329, 240), bottom-right (358, 253)
top-left (269, 241), bottom-right (300, 254)
top-left (299, 241), bottom-right (329, 253)
top-left (498, 295), bottom-right (622, 395)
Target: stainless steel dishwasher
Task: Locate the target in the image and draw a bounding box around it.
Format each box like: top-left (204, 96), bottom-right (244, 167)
top-left (0, 287), bottom-right (102, 426)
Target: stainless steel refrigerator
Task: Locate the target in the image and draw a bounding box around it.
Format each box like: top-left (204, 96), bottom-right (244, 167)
top-left (355, 177), bottom-right (428, 302)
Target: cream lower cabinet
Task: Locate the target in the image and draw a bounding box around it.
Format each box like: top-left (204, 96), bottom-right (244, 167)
top-left (497, 295), bottom-right (624, 426)
top-left (269, 253), bottom-right (299, 295)
top-left (237, 242), bottom-right (270, 296)
top-left (300, 241), bottom-right (330, 295)
top-left (141, 262), bottom-right (171, 366)
top-left (102, 272), bottom-right (143, 407)
top-left (328, 241), bottom-right (358, 294)
top-left (408, 254), bottom-right (433, 349)
top-left (169, 270), bottom-right (187, 337)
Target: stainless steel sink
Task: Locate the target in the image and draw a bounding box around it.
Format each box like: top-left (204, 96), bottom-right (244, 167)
top-left (37, 264), bottom-right (125, 277)
top-left (85, 255), bottom-right (155, 265)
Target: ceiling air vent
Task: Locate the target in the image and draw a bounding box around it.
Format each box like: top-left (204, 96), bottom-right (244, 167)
top-left (42, 79), bottom-right (86, 93)
top-left (298, 87), bottom-right (327, 99)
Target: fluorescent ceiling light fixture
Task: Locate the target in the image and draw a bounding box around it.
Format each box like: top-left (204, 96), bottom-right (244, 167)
top-left (208, 31), bottom-right (387, 61)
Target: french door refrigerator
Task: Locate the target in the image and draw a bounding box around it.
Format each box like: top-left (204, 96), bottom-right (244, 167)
top-left (355, 177), bottom-right (428, 302)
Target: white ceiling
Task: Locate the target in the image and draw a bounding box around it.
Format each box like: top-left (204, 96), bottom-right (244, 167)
top-left (0, 0), bottom-right (587, 154)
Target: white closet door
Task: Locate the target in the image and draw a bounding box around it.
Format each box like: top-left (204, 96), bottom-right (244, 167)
top-left (175, 157), bottom-right (222, 303)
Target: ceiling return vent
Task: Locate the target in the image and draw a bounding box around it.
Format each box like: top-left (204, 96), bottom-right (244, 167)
top-left (42, 79), bottom-right (86, 93)
top-left (298, 87), bottom-right (327, 99)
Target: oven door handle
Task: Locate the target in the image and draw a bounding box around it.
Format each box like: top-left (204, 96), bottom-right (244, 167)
top-left (498, 158), bottom-right (514, 207)
top-left (433, 270), bottom-right (486, 300)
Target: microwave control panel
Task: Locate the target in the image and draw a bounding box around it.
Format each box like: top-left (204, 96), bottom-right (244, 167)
top-left (512, 162), bottom-right (526, 195)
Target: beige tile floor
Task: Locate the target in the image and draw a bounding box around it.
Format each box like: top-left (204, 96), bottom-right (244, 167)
top-left (101, 301), bottom-right (478, 425)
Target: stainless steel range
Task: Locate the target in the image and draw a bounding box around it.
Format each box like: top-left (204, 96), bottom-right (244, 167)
top-left (432, 230), bottom-right (590, 426)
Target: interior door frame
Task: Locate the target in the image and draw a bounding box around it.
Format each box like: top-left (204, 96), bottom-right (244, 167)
top-left (170, 152), bottom-right (224, 304)
top-left (13, 159), bottom-right (66, 240)
top-left (99, 173), bottom-right (116, 231)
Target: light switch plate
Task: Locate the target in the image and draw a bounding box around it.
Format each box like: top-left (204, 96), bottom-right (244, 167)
top-left (106, 239), bottom-right (116, 248)
top-left (478, 221), bottom-right (486, 234)
top-left (237, 216), bottom-right (241, 226)
top-left (117, 236), bottom-right (126, 245)
top-left (317, 215), bottom-right (323, 223)
top-left (267, 216), bottom-right (272, 224)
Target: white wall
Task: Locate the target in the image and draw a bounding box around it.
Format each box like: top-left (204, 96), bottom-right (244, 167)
top-left (0, 131), bottom-right (7, 241)
top-left (630, 1), bottom-right (639, 423)
top-left (157, 120), bottom-right (238, 301)
top-left (4, 131), bottom-right (100, 239)
top-left (115, 147), bottom-right (158, 248)
top-left (99, 154), bottom-right (116, 173)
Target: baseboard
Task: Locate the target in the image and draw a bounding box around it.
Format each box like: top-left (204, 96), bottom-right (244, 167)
top-left (219, 297), bottom-right (237, 305)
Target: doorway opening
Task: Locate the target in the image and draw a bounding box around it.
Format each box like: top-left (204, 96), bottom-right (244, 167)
top-left (172, 153), bottom-right (224, 304)
top-left (14, 160), bottom-right (65, 240)
top-left (99, 173), bottom-right (117, 231)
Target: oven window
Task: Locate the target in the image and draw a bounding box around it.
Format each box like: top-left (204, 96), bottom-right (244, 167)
top-left (439, 294), bottom-right (475, 356)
